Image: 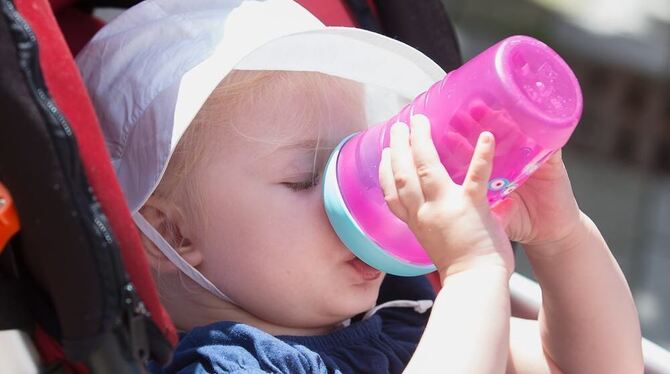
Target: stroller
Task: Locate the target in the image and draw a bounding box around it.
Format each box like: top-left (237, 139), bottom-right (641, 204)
top-left (0, 0), bottom-right (668, 372)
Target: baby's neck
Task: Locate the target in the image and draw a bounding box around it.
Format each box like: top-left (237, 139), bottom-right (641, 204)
top-left (217, 308), bottom-right (339, 336)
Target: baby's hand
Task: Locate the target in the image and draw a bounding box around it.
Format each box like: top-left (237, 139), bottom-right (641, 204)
top-left (491, 148), bottom-right (583, 256)
top-left (379, 115), bottom-right (514, 280)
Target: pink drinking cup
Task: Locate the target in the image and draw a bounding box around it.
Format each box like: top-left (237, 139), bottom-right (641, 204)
top-left (323, 35), bottom-right (583, 276)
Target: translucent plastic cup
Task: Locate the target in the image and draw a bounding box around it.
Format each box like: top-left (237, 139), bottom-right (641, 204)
top-left (323, 35), bottom-right (583, 276)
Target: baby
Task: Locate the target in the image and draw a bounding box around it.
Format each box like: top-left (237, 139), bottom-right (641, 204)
top-left (77, 0), bottom-right (644, 373)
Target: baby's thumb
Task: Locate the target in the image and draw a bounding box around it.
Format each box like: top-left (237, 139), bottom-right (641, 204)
top-left (463, 131), bottom-right (495, 202)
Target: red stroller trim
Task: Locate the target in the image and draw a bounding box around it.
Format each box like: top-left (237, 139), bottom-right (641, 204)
top-left (15, 0), bottom-right (177, 345)
top-left (0, 183), bottom-right (19, 252)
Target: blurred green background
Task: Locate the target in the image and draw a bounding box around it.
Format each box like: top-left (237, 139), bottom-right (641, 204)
top-left (441, 0), bottom-right (670, 349)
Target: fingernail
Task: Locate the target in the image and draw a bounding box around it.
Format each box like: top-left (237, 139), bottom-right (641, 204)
top-left (480, 131), bottom-right (493, 144)
top-left (411, 114), bottom-right (429, 127)
top-left (392, 121), bottom-right (408, 131)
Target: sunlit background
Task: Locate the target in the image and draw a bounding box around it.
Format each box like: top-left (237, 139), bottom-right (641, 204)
top-left (441, 0), bottom-right (670, 349)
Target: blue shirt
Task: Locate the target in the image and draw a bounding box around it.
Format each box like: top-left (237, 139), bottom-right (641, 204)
top-left (153, 275), bottom-right (436, 373)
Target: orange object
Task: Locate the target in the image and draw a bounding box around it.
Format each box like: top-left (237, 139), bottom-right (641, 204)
top-left (0, 183), bottom-right (20, 252)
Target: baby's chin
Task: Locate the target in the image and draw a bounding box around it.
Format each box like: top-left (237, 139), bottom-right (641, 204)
top-left (246, 277), bottom-right (385, 336)
top-left (331, 274), bottom-right (386, 317)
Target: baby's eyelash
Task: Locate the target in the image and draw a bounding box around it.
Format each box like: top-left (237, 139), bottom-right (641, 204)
top-left (284, 175), bottom-right (320, 191)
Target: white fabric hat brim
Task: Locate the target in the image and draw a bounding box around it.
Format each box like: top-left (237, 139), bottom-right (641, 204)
top-left (77, 0), bottom-right (447, 213)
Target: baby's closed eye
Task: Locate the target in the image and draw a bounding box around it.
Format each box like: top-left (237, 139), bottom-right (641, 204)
top-left (282, 174), bottom-right (321, 192)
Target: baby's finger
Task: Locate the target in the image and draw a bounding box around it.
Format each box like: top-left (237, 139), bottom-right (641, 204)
top-left (409, 114), bottom-right (453, 202)
top-left (390, 121), bottom-right (424, 214)
top-left (379, 148), bottom-right (409, 221)
top-left (463, 131), bottom-right (496, 201)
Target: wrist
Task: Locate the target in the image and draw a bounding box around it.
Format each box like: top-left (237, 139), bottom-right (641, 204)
top-left (524, 211), bottom-right (593, 259)
top-left (437, 263), bottom-right (511, 302)
top-left (438, 253), bottom-right (514, 284)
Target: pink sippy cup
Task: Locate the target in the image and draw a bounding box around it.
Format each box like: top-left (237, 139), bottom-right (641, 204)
top-left (322, 35), bottom-right (583, 276)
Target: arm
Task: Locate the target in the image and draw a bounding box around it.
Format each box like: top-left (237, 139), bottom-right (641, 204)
top-left (491, 146), bottom-right (644, 373)
top-left (525, 212), bottom-right (643, 373)
top-left (405, 266), bottom-right (510, 374)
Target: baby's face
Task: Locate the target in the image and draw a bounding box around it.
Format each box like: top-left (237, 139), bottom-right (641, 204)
top-left (191, 73), bottom-right (385, 329)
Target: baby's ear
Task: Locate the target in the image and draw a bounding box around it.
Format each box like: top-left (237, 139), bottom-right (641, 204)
top-left (138, 196), bottom-right (203, 274)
